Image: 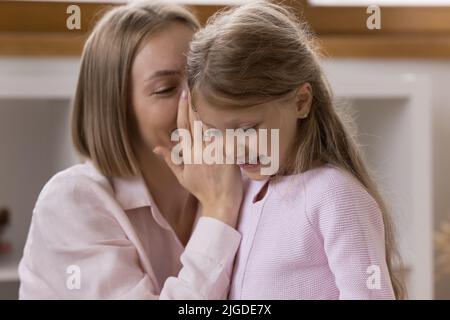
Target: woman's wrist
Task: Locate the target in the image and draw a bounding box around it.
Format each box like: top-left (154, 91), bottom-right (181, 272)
top-left (202, 202), bottom-right (239, 227)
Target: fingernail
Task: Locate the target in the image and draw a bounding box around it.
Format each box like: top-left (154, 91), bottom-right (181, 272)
top-left (181, 90), bottom-right (187, 100)
top-left (153, 147), bottom-right (160, 155)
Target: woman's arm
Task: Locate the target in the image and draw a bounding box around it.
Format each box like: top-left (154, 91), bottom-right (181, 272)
top-left (19, 173), bottom-right (241, 299)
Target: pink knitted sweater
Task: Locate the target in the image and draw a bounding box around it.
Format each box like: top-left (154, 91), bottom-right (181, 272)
top-left (229, 164), bottom-right (395, 300)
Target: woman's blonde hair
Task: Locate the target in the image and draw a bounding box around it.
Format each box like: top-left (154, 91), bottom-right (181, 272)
top-left (72, 1), bottom-right (200, 177)
top-left (187, 0), bottom-right (405, 299)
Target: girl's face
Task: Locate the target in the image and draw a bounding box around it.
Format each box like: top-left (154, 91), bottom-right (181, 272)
top-left (193, 84), bottom-right (312, 181)
top-left (131, 22), bottom-right (194, 158)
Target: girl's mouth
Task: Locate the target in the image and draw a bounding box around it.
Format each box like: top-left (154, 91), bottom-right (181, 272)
top-left (238, 163), bottom-right (261, 171)
top-left (238, 156), bottom-right (261, 170)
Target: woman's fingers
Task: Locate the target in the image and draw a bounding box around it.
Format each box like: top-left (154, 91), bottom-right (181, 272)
top-left (177, 89), bottom-right (190, 131)
top-left (153, 146), bottom-right (183, 179)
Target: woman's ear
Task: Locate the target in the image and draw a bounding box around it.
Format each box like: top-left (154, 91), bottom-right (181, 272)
top-left (295, 83), bottom-right (312, 119)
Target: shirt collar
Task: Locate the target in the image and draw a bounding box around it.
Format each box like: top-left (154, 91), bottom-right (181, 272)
top-left (112, 175), bottom-right (152, 211)
top-left (84, 160), bottom-right (174, 231)
top-left (83, 160), bottom-right (150, 211)
top-left (111, 172), bottom-right (173, 231)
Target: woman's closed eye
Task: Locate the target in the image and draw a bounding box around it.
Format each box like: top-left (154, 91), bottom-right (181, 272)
top-left (153, 86), bottom-right (177, 95)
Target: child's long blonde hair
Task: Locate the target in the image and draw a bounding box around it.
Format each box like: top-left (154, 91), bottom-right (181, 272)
top-left (187, 0), bottom-right (405, 299)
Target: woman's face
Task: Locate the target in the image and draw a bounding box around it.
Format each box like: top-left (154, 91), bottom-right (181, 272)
top-left (131, 22), bottom-right (194, 158)
top-left (193, 84), bottom-right (312, 181)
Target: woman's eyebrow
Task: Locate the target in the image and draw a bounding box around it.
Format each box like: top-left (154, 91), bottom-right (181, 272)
top-left (145, 69), bottom-right (181, 81)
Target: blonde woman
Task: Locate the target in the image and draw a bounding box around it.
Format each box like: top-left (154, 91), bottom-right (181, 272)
top-left (156, 1), bottom-right (405, 299)
top-left (18, 1), bottom-right (243, 299)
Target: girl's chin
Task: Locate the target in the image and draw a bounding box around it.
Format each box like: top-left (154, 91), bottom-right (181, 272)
top-left (241, 169), bottom-right (270, 181)
top-left (239, 162), bottom-right (277, 181)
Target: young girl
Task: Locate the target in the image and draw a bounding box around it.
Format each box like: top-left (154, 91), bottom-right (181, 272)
top-left (184, 1), bottom-right (405, 299)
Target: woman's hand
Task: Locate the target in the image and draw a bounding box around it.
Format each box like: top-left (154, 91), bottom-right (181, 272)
top-left (153, 89), bottom-right (243, 228)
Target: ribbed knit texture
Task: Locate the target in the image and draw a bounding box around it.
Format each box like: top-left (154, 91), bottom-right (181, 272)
top-left (229, 164), bottom-right (395, 300)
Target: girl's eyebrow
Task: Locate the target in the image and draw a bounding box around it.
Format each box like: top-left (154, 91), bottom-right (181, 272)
top-left (202, 120), bottom-right (256, 130)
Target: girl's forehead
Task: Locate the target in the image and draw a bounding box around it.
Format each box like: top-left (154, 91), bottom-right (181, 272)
top-left (190, 87), bottom-right (293, 129)
top-left (191, 84), bottom-right (284, 109)
top-left (196, 103), bottom-right (278, 130)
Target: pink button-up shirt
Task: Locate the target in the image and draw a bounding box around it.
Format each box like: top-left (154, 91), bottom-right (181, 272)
top-left (19, 161), bottom-right (241, 299)
top-left (229, 164), bottom-right (395, 300)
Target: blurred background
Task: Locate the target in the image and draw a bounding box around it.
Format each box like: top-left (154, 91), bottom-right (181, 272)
top-left (0, 0), bottom-right (449, 299)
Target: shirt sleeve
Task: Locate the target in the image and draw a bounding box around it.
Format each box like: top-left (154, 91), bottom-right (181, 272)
top-left (161, 217), bottom-right (241, 299)
top-left (307, 171), bottom-right (396, 300)
top-left (18, 172), bottom-right (241, 300)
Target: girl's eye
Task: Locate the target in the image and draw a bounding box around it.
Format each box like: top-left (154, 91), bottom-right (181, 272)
top-left (242, 126), bottom-right (257, 132)
top-left (154, 87), bottom-right (176, 95)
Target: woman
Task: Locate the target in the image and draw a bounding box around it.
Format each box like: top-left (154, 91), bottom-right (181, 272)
top-left (18, 1), bottom-right (243, 299)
